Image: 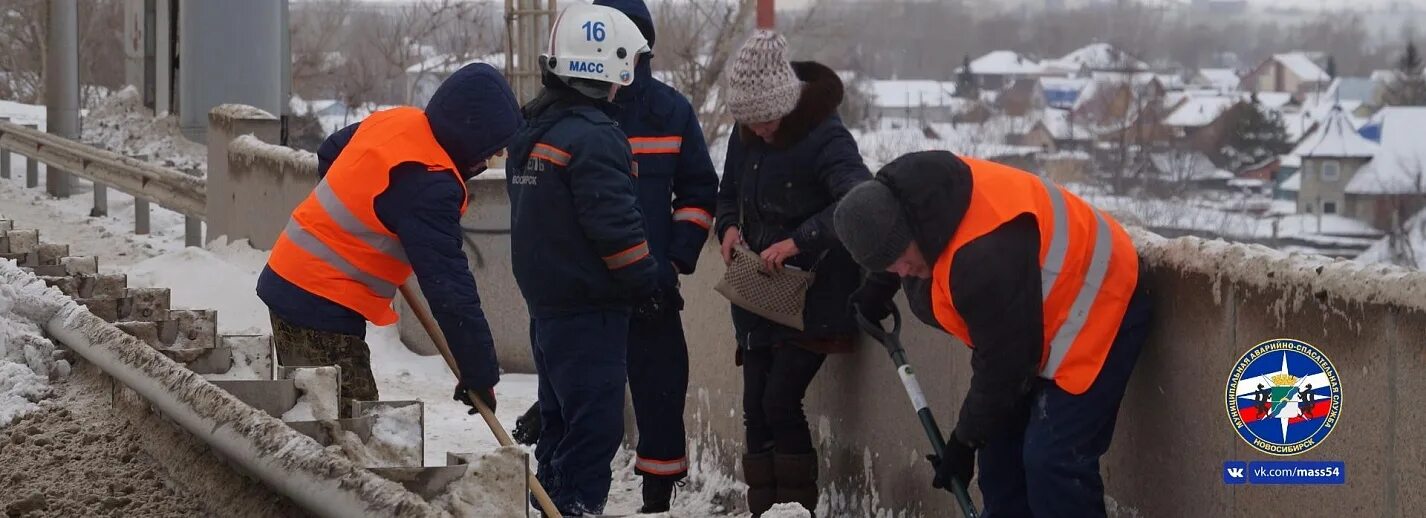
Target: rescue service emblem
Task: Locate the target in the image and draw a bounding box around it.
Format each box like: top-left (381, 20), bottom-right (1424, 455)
top-left (1225, 339), bottom-right (1342, 456)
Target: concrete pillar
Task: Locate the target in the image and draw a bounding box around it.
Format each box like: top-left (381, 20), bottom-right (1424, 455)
top-left (205, 105), bottom-right (280, 244)
top-left (155, 0), bottom-right (172, 116)
top-left (45, 0), bottom-right (79, 198)
top-left (23, 123), bottom-right (39, 188)
top-left (132, 153), bottom-right (150, 234)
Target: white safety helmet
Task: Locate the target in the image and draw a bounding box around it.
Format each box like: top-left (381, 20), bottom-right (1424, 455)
top-left (543, 3), bottom-right (650, 87)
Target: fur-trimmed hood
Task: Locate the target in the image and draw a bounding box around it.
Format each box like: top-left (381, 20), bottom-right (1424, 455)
top-left (739, 61), bottom-right (845, 149)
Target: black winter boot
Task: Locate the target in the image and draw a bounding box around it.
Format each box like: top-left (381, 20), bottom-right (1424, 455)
top-left (773, 451), bottom-right (819, 516)
top-left (744, 451), bottom-right (777, 517)
top-left (638, 476), bottom-right (684, 513)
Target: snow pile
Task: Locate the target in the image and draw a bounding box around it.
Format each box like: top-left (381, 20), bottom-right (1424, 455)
top-left (367, 404), bottom-right (423, 466)
top-left (763, 502), bottom-right (813, 518)
top-left (80, 86), bottom-right (207, 176)
top-left (432, 446), bottom-right (528, 517)
top-left (0, 261), bottom-right (72, 427)
top-left (127, 238), bottom-right (270, 335)
top-left (282, 367), bottom-right (340, 421)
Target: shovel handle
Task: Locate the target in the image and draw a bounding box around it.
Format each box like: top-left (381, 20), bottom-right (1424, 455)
top-left (399, 284), bottom-right (563, 518)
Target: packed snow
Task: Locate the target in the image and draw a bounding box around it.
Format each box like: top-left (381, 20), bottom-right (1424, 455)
top-left (282, 366), bottom-right (340, 421)
top-left (0, 261), bottom-right (71, 428)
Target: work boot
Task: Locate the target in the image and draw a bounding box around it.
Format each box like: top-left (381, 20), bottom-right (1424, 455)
top-left (744, 451), bottom-right (777, 517)
top-left (637, 476), bottom-right (684, 513)
top-left (773, 451), bottom-right (819, 516)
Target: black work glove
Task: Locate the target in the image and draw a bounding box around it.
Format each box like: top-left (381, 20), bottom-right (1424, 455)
top-left (929, 434), bottom-right (976, 493)
top-left (512, 402), bottom-right (542, 446)
top-left (454, 382), bottom-right (496, 414)
top-left (632, 290), bottom-right (665, 322)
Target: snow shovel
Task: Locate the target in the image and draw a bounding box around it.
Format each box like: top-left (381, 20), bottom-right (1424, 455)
top-left (400, 284), bottom-right (562, 518)
top-left (855, 303), bottom-right (979, 518)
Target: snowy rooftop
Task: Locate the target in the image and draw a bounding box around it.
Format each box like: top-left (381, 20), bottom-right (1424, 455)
top-left (869, 80), bottom-right (958, 108)
top-left (1271, 53), bottom-right (1330, 82)
top-left (1050, 43), bottom-right (1147, 72)
top-left (964, 50), bottom-right (1045, 76)
top-left (1164, 95), bottom-right (1240, 128)
top-left (1147, 151), bottom-right (1235, 181)
top-left (1346, 107), bottom-right (1426, 195)
top-left (1290, 106), bottom-right (1377, 159)
top-left (1195, 68), bottom-right (1241, 90)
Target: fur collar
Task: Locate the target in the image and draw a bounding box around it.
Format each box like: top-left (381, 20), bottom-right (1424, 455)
top-left (739, 61), bottom-right (844, 149)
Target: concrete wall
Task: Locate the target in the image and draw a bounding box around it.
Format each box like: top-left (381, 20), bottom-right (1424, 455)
top-left (207, 105), bottom-right (1426, 516)
top-left (207, 105), bottom-right (314, 249)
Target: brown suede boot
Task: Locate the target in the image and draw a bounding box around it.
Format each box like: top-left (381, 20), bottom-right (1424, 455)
top-left (773, 451), bottom-right (819, 515)
top-left (744, 451), bottom-right (777, 517)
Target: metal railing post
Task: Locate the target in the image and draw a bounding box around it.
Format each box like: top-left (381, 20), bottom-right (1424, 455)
top-left (0, 117), bottom-right (9, 179)
top-left (132, 154), bottom-right (150, 234)
top-left (23, 123), bottom-right (39, 188)
top-left (185, 217), bottom-right (201, 247)
top-left (92, 182), bottom-right (108, 217)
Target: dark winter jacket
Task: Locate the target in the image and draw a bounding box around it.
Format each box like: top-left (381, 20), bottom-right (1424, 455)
top-left (593, 0), bottom-right (719, 292)
top-left (256, 63), bottom-right (520, 391)
top-left (506, 76), bottom-right (660, 317)
top-left (856, 151), bottom-right (1065, 448)
top-left (714, 61), bottom-right (873, 350)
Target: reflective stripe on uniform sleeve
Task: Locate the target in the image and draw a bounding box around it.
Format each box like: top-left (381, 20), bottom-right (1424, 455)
top-left (603, 241), bottom-right (651, 270)
top-left (313, 180), bottom-right (408, 263)
top-left (531, 143), bottom-right (571, 166)
top-left (1040, 210), bottom-right (1113, 378)
top-left (281, 219), bottom-right (399, 298)
top-left (629, 136), bottom-right (683, 155)
top-left (673, 207), bottom-right (714, 230)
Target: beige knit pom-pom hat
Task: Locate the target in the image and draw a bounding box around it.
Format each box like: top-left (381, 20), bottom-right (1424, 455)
top-left (726, 30), bottom-right (803, 124)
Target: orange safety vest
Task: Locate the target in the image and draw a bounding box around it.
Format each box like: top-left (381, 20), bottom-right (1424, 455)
top-left (267, 107), bottom-right (468, 326)
top-left (930, 158), bottom-right (1138, 395)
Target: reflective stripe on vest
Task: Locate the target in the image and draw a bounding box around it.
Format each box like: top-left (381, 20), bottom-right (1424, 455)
top-left (266, 107), bottom-right (466, 326)
top-left (531, 143), bottom-right (571, 166)
top-left (635, 456), bottom-right (689, 476)
top-left (930, 157), bottom-right (1138, 395)
top-left (629, 136), bottom-right (683, 155)
top-left (673, 207), bottom-right (714, 229)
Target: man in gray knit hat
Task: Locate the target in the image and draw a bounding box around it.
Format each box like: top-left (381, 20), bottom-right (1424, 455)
top-left (835, 150), bottom-right (1151, 517)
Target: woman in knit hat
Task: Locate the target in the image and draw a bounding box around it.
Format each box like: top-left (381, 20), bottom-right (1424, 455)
top-left (713, 29), bottom-right (872, 516)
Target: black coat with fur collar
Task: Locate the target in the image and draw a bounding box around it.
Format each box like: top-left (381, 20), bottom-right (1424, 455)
top-left (715, 61), bottom-right (873, 349)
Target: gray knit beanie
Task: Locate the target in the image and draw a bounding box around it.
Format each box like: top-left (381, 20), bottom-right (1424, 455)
top-left (726, 30), bottom-right (803, 124)
top-left (835, 182), bottom-right (915, 272)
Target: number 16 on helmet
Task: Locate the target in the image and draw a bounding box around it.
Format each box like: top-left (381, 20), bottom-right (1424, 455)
top-left (543, 3), bottom-right (651, 87)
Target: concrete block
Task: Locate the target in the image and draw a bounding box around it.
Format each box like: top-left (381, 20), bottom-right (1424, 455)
top-left (29, 264), bottom-right (69, 277)
top-left (36, 243), bottom-right (68, 265)
top-left (164, 309), bottom-right (217, 349)
top-left (0, 252), bottom-right (34, 265)
top-left (77, 297), bottom-right (121, 321)
top-left (121, 287), bottom-right (171, 321)
top-left (160, 346), bottom-right (234, 374)
top-left (40, 275), bottom-right (78, 297)
top-left (5, 229), bottom-right (38, 254)
top-left (114, 321), bottom-right (162, 348)
top-left (221, 335), bottom-right (274, 380)
top-left (208, 379), bottom-right (298, 418)
top-left (285, 414), bottom-right (376, 446)
top-left (366, 466), bottom-right (471, 500)
top-left (60, 255), bottom-right (98, 275)
top-left (78, 273), bottom-right (128, 299)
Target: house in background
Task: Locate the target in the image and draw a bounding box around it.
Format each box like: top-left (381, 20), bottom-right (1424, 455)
top-left (1162, 93), bottom-right (1243, 155)
top-left (997, 79), bottom-right (1047, 117)
top-left (1040, 77), bottom-right (1090, 109)
top-left (1281, 106), bottom-right (1378, 219)
top-left (1042, 43), bottom-right (1149, 76)
top-left (1191, 68), bottom-right (1241, 92)
top-left (1243, 52), bottom-right (1331, 98)
top-left (1139, 150), bottom-right (1236, 194)
top-left (866, 80), bottom-right (965, 124)
top-left (406, 53), bottom-right (506, 107)
top-left (1342, 107), bottom-right (1426, 230)
top-left (960, 50), bottom-right (1047, 90)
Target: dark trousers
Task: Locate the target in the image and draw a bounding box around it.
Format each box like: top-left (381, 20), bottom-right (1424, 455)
top-left (531, 310), bottom-right (629, 515)
top-left (741, 344), bottom-right (827, 454)
top-left (269, 313), bottom-right (377, 419)
top-left (628, 307), bottom-right (691, 479)
top-left (977, 290), bottom-right (1152, 518)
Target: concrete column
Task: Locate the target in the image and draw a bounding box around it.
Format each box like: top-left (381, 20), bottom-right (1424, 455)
top-left (155, 0), bottom-right (172, 116)
top-left (45, 0), bottom-right (80, 198)
top-left (205, 105), bottom-right (280, 244)
top-left (23, 123), bottom-right (39, 188)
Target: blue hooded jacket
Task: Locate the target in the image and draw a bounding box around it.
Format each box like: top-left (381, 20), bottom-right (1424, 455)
top-left (256, 63), bottom-right (522, 391)
top-left (593, 0), bottom-right (719, 287)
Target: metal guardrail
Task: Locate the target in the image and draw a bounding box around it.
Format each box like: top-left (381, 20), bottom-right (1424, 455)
top-left (0, 118), bottom-right (205, 246)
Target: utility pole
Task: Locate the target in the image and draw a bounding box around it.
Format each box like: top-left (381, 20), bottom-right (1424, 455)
top-left (45, 0), bottom-right (80, 199)
top-left (757, 0), bottom-right (774, 29)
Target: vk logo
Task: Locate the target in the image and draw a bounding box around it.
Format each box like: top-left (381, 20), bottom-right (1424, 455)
top-left (1223, 461), bottom-right (1248, 484)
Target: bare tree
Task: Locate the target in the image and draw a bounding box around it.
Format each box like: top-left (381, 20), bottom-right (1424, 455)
top-left (0, 0), bottom-right (48, 103)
